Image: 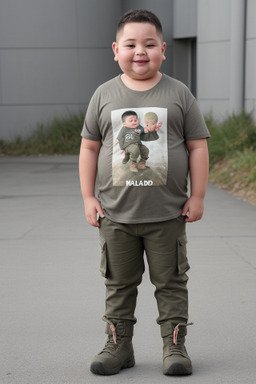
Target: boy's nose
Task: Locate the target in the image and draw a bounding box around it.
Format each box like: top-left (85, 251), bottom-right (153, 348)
top-left (136, 46), bottom-right (146, 55)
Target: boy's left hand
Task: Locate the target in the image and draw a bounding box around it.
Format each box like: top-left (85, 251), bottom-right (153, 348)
top-left (182, 196), bottom-right (204, 223)
top-left (156, 121), bottom-right (162, 131)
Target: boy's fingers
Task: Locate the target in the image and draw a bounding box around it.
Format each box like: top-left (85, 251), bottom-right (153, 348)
top-left (96, 203), bottom-right (105, 218)
top-left (182, 203), bottom-right (189, 217)
top-left (87, 213), bottom-right (100, 227)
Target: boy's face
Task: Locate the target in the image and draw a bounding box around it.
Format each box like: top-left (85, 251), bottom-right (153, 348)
top-left (145, 119), bottom-right (157, 132)
top-left (123, 115), bottom-right (140, 129)
top-left (112, 22), bottom-right (166, 82)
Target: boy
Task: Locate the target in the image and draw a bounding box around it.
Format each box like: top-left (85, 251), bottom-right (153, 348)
top-left (144, 111), bottom-right (161, 133)
top-left (115, 110), bottom-right (155, 171)
top-left (79, 9), bottom-right (210, 376)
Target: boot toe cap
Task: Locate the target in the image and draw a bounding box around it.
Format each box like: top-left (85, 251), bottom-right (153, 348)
top-left (163, 356), bottom-right (192, 376)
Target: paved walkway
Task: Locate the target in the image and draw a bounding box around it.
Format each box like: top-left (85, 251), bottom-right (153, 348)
top-left (1, 156), bottom-right (256, 384)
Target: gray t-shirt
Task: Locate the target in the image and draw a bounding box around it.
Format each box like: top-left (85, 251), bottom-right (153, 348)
top-left (81, 74), bottom-right (210, 224)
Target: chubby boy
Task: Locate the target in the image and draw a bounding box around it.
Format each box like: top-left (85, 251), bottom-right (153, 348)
top-left (79, 9), bottom-right (210, 377)
top-left (115, 110), bottom-right (149, 171)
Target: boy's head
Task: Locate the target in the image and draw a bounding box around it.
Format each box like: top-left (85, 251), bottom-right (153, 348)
top-left (112, 10), bottom-right (166, 83)
top-left (122, 110), bottom-right (140, 129)
top-left (116, 9), bottom-right (163, 41)
top-left (144, 111), bottom-right (158, 132)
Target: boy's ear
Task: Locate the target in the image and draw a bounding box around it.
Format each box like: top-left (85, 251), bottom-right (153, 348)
top-left (162, 42), bottom-right (167, 61)
top-left (112, 42), bottom-right (119, 62)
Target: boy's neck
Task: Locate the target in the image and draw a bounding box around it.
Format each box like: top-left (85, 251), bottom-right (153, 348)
top-left (120, 72), bottom-right (162, 91)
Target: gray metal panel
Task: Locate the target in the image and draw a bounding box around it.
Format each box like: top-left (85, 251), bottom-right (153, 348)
top-left (247, 0), bottom-right (256, 39)
top-left (172, 40), bottom-right (190, 85)
top-left (173, 0), bottom-right (197, 38)
top-left (245, 39), bottom-right (256, 100)
top-left (76, 0), bottom-right (122, 47)
top-left (0, 0), bottom-right (78, 48)
top-left (196, 0), bottom-right (231, 118)
top-left (0, 0), bottom-right (122, 140)
top-left (1, 49), bottom-right (80, 104)
top-left (197, 41), bottom-right (230, 100)
top-left (0, 0), bottom-right (122, 48)
top-left (1, 48), bottom-right (117, 105)
top-left (245, 0), bottom-right (256, 120)
top-left (197, 0), bottom-right (231, 42)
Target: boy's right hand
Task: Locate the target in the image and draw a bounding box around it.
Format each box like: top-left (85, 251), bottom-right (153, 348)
top-left (83, 196), bottom-right (105, 227)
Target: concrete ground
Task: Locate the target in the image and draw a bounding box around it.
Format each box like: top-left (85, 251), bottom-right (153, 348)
top-left (0, 155), bottom-right (256, 384)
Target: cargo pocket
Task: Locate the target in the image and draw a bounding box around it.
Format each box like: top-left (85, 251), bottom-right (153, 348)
top-left (99, 236), bottom-right (109, 278)
top-left (177, 234), bottom-right (190, 275)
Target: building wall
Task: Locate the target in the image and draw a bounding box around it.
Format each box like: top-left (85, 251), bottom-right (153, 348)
top-left (0, 0), bottom-right (174, 141)
top-left (245, 0), bottom-right (256, 119)
top-left (0, 0), bottom-right (255, 141)
top-left (196, 0), bottom-right (256, 121)
top-left (172, 0), bottom-right (197, 94)
top-left (173, 0), bottom-right (197, 39)
top-left (196, 0), bottom-right (232, 119)
top-left (0, 0), bottom-right (121, 141)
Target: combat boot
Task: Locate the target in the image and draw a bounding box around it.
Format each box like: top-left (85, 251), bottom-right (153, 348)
top-left (130, 161), bottom-right (138, 172)
top-left (161, 321), bottom-right (193, 375)
top-left (138, 160), bottom-right (150, 170)
top-left (122, 152), bottom-right (130, 164)
top-left (90, 317), bottom-right (135, 375)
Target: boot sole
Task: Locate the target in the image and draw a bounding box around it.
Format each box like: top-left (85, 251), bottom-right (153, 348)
top-left (164, 362), bottom-right (192, 376)
top-left (90, 356), bottom-right (135, 376)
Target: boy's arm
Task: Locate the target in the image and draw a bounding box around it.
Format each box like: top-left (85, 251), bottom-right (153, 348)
top-left (117, 127), bottom-right (125, 149)
top-left (79, 137), bottom-right (104, 227)
top-left (140, 130), bottom-right (159, 141)
top-left (155, 121), bottom-right (162, 131)
top-left (182, 138), bottom-right (209, 223)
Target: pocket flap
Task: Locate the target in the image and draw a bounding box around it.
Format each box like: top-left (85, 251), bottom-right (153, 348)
top-left (177, 234), bottom-right (190, 275)
top-left (99, 236), bottom-right (108, 278)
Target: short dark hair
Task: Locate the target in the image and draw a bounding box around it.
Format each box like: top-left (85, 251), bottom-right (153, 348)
top-left (121, 110), bottom-right (138, 122)
top-left (117, 9), bottom-right (163, 38)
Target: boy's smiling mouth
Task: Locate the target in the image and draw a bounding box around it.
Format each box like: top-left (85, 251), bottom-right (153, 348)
top-left (134, 60), bottom-right (149, 65)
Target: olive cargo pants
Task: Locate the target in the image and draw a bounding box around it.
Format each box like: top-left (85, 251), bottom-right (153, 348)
top-left (98, 216), bottom-right (190, 325)
top-left (125, 143), bottom-right (149, 162)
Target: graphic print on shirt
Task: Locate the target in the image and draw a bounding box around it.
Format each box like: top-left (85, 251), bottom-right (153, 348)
top-left (112, 107), bottom-right (168, 186)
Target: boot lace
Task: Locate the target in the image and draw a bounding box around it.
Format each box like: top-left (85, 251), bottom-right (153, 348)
top-left (103, 316), bottom-right (117, 345)
top-left (102, 334), bottom-right (122, 354)
top-left (173, 322), bottom-right (193, 345)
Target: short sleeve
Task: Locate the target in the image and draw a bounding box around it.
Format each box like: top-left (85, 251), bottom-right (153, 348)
top-left (81, 92), bottom-right (102, 141)
top-left (184, 99), bottom-right (210, 141)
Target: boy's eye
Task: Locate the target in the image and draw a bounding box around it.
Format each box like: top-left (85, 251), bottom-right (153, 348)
top-left (126, 44), bottom-right (135, 48)
top-left (146, 44), bottom-right (155, 48)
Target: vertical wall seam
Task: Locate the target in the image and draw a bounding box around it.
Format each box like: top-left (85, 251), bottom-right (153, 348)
top-left (242, 0), bottom-right (248, 109)
top-left (229, 0), bottom-right (246, 114)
